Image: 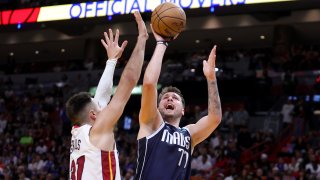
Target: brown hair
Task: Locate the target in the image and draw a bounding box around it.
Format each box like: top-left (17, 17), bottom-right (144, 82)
top-left (65, 92), bottom-right (92, 125)
top-left (158, 86), bottom-right (185, 107)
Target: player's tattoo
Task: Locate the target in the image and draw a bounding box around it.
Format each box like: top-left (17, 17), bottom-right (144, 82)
top-left (208, 80), bottom-right (221, 115)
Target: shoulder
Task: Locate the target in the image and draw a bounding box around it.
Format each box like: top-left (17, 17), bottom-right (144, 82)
top-left (183, 124), bottom-right (195, 132)
top-left (71, 124), bottom-right (91, 134)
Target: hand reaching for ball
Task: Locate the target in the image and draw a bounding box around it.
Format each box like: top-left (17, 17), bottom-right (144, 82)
top-left (151, 2), bottom-right (186, 40)
top-left (150, 24), bottom-right (179, 42)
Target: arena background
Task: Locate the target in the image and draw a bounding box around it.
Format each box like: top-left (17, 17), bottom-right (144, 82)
top-left (0, 0), bottom-right (320, 179)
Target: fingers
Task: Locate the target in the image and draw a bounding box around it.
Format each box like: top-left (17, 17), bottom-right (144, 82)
top-left (103, 32), bottom-right (110, 45)
top-left (208, 45), bottom-right (217, 66)
top-left (100, 39), bottom-right (108, 49)
top-left (203, 60), bottom-right (207, 67)
top-left (120, 40), bottom-right (128, 51)
top-left (173, 33), bottom-right (180, 40)
top-left (150, 24), bottom-right (160, 39)
top-left (134, 11), bottom-right (142, 22)
top-left (109, 28), bottom-right (114, 42)
top-left (114, 29), bottom-right (119, 45)
top-left (150, 24), bottom-right (155, 34)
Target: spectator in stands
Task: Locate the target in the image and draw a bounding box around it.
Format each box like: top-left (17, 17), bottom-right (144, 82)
top-left (305, 155), bottom-right (320, 178)
top-left (281, 99), bottom-right (295, 129)
top-left (233, 106), bottom-right (249, 128)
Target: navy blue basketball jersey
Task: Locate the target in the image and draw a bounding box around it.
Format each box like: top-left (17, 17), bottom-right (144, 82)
top-left (135, 123), bottom-right (192, 180)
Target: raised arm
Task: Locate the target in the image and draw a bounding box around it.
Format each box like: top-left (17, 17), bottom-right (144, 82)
top-left (137, 26), bottom-right (169, 138)
top-left (93, 30), bottom-right (123, 108)
top-left (92, 11), bottom-right (148, 135)
top-left (186, 46), bottom-right (222, 148)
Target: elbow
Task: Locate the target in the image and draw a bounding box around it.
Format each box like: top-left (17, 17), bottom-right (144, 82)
top-left (122, 71), bottom-right (138, 87)
top-left (142, 83), bottom-right (156, 92)
top-left (215, 116), bottom-right (222, 125)
top-left (143, 75), bottom-right (157, 86)
top-left (209, 112), bottom-right (222, 125)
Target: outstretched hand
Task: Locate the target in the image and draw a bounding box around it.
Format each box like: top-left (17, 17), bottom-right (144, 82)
top-left (101, 28), bottom-right (128, 60)
top-left (203, 45), bottom-right (217, 81)
top-left (134, 11), bottom-right (149, 40)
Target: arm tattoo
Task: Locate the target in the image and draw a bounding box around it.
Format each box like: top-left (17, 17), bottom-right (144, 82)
top-left (208, 80), bottom-right (222, 116)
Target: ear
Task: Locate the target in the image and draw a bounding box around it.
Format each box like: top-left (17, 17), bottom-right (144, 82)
top-left (89, 110), bottom-right (97, 121)
top-left (181, 108), bottom-right (185, 116)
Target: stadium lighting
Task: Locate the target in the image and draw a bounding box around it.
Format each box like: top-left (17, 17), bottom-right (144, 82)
top-left (210, 7), bottom-right (215, 13)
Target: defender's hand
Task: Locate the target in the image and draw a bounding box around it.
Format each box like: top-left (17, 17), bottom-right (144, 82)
top-left (134, 11), bottom-right (149, 40)
top-left (203, 45), bottom-right (217, 81)
top-left (101, 29), bottom-right (128, 60)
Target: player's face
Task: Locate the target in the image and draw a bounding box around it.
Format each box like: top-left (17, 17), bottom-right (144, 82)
top-left (158, 92), bottom-right (184, 119)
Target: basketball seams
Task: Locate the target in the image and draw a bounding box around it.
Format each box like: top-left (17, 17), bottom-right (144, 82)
top-left (159, 16), bottom-right (186, 21)
top-left (151, 3), bottom-right (166, 18)
top-left (158, 17), bottom-right (180, 34)
top-left (178, 9), bottom-right (186, 20)
top-left (151, 2), bottom-right (186, 38)
top-left (158, 7), bottom-right (182, 17)
top-left (156, 11), bottom-right (167, 37)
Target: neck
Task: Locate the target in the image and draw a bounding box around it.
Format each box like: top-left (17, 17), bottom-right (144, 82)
top-left (164, 117), bottom-right (180, 127)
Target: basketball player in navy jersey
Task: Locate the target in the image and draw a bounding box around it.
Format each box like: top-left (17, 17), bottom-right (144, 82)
top-left (66, 11), bottom-right (148, 180)
top-left (135, 26), bottom-right (222, 180)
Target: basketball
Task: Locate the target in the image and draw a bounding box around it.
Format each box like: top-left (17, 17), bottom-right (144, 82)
top-left (151, 2), bottom-right (186, 38)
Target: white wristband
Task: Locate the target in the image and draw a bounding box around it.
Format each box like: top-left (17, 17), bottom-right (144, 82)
top-left (107, 59), bottom-right (117, 67)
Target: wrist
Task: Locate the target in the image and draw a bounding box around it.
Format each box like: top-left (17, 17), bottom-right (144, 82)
top-left (156, 41), bottom-right (169, 47)
top-left (107, 58), bottom-right (117, 66)
top-left (207, 76), bottom-right (217, 82)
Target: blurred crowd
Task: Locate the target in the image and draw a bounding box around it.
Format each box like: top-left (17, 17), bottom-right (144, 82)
top-left (2, 44), bottom-right (319, 78)
top-left (0, 72), bottom-right (319, 179)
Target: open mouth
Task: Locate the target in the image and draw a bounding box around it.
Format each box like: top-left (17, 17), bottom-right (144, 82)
top-left (165, 104), bottom-right (175, 110)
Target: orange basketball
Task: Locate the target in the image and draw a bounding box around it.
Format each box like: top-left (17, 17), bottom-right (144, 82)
top-left (151, 2), bottom-right (186, 38)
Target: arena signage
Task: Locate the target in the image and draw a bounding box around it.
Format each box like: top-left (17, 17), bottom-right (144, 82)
top-left (0, 0), bottom-right (295, 25)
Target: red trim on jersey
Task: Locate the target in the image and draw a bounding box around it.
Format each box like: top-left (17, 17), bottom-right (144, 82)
top-left (101, 151), bottom-right (116, 180)
top-left (72, 125), bottom-right (80, 128)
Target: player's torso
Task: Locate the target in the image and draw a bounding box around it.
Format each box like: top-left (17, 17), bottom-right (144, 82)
top-left (70, 125), bottom-right (121, 180)
top-left (135, 123), bottom-right (192, 180)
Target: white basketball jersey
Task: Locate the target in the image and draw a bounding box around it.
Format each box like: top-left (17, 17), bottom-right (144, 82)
top-left (69, 124), bottom-right (121, 180)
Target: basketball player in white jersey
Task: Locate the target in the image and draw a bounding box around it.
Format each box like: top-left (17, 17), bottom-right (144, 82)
top-left (135, 27), bottom-right (222, 180)
top-left (66, 11), bottom-right (148, 180)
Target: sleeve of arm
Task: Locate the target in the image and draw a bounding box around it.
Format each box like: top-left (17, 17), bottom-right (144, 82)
top-left (93, 59), bottom-right (117, 108)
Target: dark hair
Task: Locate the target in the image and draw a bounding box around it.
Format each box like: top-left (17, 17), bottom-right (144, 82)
top-left (65, 92), bottom-right (92, 125)
top-left (158, 86), bottom-right (185, 107)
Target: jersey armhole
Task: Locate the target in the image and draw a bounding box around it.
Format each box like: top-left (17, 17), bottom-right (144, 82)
top-left (146, 122), bottom-right (165, 139)
top-left (86, 126), bottom-right (101, 151)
